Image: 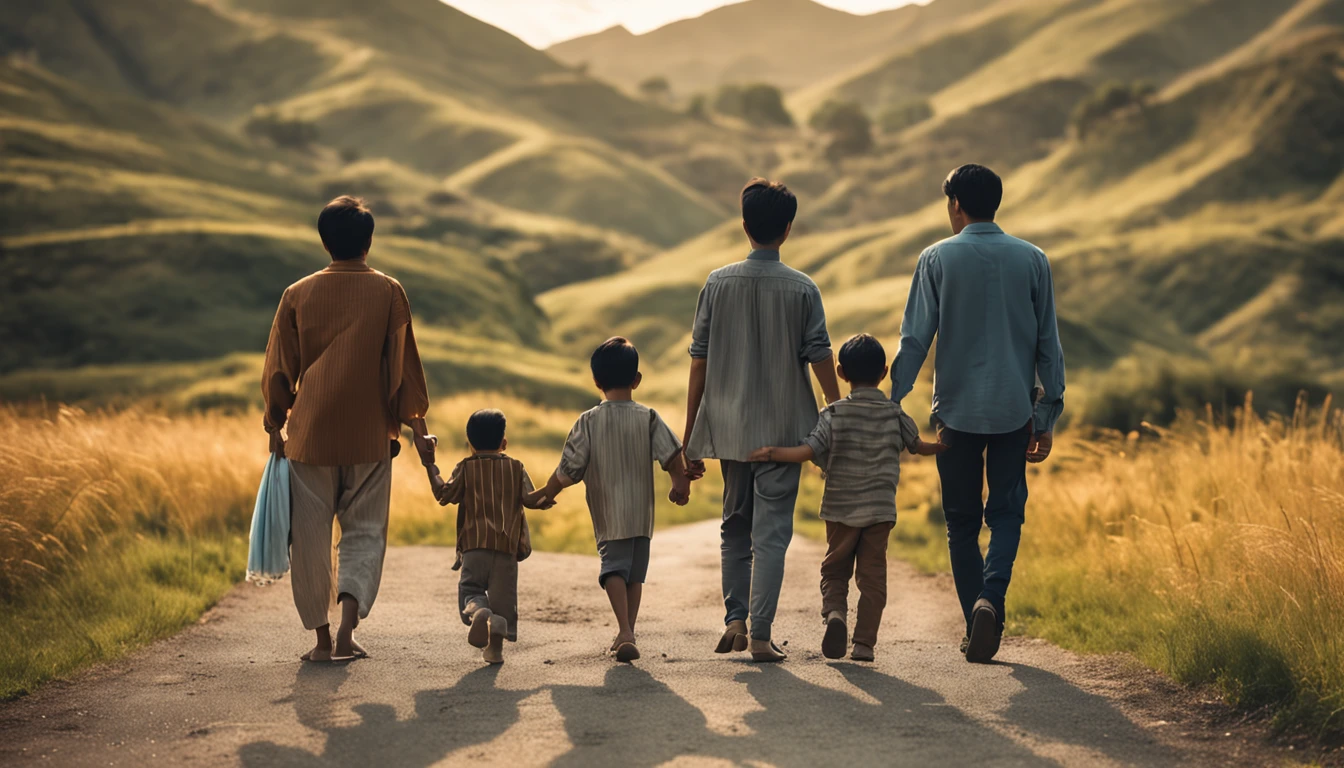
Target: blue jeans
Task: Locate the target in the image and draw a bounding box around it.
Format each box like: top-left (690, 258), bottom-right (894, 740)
top-left (720, 460), bottom-right (801, 640)
top-left (934, 420), bottom-right (1031, 634)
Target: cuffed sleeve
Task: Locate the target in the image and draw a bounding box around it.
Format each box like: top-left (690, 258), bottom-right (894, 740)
top-left (556, 416), bottom-right (590, 482)
top-left (385, 283), bottom-right (430, 429)
top-left (649, 409), bottom-right (683, 469)
top-left (801, 284), bottom-right (833, 364)
top-left (1032, 253), bottom-right (1066, 434)
top-left (802, 408), bottom-right (833, 469)
top-left (688, 277), bottom-right (713, 359)
top-left (891, 248), bottom-right (939, 403)
top-left (261, 289), bottom-right (300, 434)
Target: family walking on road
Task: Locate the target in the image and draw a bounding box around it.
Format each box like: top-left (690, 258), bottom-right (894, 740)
top-left (260, 164), bottom-right (1066, 669)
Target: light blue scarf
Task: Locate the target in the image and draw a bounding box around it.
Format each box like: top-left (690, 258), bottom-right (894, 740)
top-left (246, 454), bottom-right (291, 584)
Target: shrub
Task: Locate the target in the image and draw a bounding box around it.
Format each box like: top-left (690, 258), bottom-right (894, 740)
top-left (1071, 80), bottom-right (1156, 138)
top-left (713, 83), bottom-right (794, 127)
top-left (809, 99), bottom-right (874, 160)
top-left (879, 99), bottom-right (934, 134)
top-left (244, 107), bottom-right (318, 149)
top-left (638, 75), bottom-right (671, 103)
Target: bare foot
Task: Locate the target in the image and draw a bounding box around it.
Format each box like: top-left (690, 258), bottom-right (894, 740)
top-left (333, 631), bottom-right (355, 660)
top-left (348, 638), bottom-right (368, 658)
top-left (300, 646), bottom-right (332, 662)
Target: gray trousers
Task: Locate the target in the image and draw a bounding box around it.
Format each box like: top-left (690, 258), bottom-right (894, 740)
top-left (720, 460), bottom-right (801, 640)
top-left (289, 460), bottom-right (392, 630)
top-left (459, 549), bottom-right (519, 642)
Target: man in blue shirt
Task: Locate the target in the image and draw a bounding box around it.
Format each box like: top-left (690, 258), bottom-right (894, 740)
top-left (891, 164), bottom-right (1065, 664)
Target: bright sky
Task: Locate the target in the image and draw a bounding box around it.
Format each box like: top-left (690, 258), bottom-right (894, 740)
top-left (449, 0), bottom-right (925, 48)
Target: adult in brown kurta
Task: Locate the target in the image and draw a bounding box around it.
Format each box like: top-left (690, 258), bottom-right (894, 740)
top-left (262, 196), bottom-right (434, 661)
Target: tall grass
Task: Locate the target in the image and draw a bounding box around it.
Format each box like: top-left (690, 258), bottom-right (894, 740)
top-left (0, 396), bottom-right (723, 697)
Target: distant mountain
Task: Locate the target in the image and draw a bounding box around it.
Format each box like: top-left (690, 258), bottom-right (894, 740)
top-left (548, 0), bottom-right (990, 96)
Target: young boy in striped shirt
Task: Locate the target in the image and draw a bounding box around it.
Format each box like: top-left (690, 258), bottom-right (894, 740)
top-left (528, 337), bottom-right (691, 662)
top-left (750, 334), bottom-right (945, 662)
top-left (432, 409), bottom-right (553, 664)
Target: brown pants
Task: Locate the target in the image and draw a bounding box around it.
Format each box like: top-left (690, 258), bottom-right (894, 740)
top-left (820, 520), bottom-right (893, 648)
top-left (289, 460), bottom-right (392, 630)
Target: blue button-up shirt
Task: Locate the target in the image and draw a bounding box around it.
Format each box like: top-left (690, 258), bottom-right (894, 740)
top-left (891, 222), bottom-right (1065, 435)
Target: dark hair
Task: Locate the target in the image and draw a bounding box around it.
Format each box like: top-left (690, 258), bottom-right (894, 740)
top-left (317, 196), bottom-right (375, 260)
top-left (741, 178), bottom-right (797, 245)
top-left (466, 409), bottom-right (507, 451)
top-left (590, 336), bottom-right (640, 391)
top-left (942, 164), bottom-right (1002, 220)
top-left (838, 333), bottom-right (887, 385)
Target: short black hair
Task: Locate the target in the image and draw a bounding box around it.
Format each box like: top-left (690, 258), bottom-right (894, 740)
top-left (942, 164), bottom-right (1002, 220)
top-left (317, 195), bottom-right (375, 260)
top-left (838, 333), bottom-right (887, 385)
top-left (741, 178), bottom-right (797, 245)
top-left (590, 336), bottom-right (640, 391)
top-left (466, 409), bottom-right (506, 451)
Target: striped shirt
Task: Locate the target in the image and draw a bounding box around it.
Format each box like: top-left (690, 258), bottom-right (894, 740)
top-left (804, 388), bottom-right (922, 527)
top-left (556, 400), bottom-right (682, 543)
top-left (440, 454), bottom-right (534, 561)
top-left (687, 249), bottom-right (832, 462)
top-left (261, 259), bottom-right (430, 466)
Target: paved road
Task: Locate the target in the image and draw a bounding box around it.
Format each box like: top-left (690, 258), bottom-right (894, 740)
top-left (0, 520), bottom-right (1280, 766)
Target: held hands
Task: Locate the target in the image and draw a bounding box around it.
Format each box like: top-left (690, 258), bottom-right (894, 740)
top-left (912, 439), bottom-right (948, 456)
top-left (268, 429), bottom-right (286, 459)
top-left (1026, 431), bottom-right (1053, 463)
top-left (522, 488), bottom-right (557, 510)
top-left (683, 458), bottom-right (706, 481)
top-left (748, 447), bottom-right (776, 463)
top-left (413, 431), bottom-right (438, 466)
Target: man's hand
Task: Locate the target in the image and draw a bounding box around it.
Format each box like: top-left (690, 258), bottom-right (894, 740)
top-left (1026, 431), bottom-right (1053, 463)
top-left (414, 432), bottom-right (437, 466)
top-left (522, 488), bottom-right (557, 510)
top-left (912, 439), bottom-right (947, 456)
top-left (668, 481), bottom-right (690, 506)
top-left (268, 429), bottom-right (286, 459)
top-left (684, 458), bottom-right (706, 481)
top-left (748, 447), bottom-right (775, 462)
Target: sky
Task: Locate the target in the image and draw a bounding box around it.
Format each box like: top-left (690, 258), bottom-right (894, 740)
top-left (448, 0), bottom-right (925, 48)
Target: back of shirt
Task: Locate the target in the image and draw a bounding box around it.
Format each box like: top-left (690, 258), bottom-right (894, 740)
top-left (686, 250), bottom-right (833, 462)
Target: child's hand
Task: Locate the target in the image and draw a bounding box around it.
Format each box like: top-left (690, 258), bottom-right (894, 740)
top-left (535, 495), bottom-right (557, 510)
top-left (748, 447), bottom-right (775, 462)
top-left (669, 477), bottom-right (691, 506)
top-left (913, 439), bottom-right (948, 456)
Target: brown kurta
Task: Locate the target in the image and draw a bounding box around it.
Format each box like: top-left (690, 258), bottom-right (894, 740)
top-left (262, 259), bottom-right (430, 466)
top-left (440, 454), bottom-right (534, 566)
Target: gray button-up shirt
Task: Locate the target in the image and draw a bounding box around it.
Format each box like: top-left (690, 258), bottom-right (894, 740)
top-left (556, 400), bottom-right (682, 543)
top-left (891, 222), bottom-right (1065, 435)
top-left (687, 249), bottom-right (832, 462)
top-left (804, 388), bottom-right (921, 528)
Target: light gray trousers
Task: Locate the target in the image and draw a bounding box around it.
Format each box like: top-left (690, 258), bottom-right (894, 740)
top-left (288, 460), bottom-right (392, 630)
top-left (720, 460), bottom-right (801, 641)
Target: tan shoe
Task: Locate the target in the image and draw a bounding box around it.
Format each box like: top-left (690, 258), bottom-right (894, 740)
top-left (821, 611), bottom-right (847, 660)
top-left (467, 607), bottom-right (493, 649)
top-left (715, 620), bottom-right (749, 654)
top-left (483, 614), bottom-right (507, 665)
top-left (850, 643), bottom-right (874, 662)
top-left (750, 638), bottom-right (787, 663)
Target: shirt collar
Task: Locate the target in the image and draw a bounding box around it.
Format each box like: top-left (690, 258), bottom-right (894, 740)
top-left (847, 387), bottom-right (887, 401)
top-left (747, 249), bottom-right (780, 262)
top-left (323, 259), bottom-right (372, 273)
top-left (961, 222), bottom-right (1004, 235)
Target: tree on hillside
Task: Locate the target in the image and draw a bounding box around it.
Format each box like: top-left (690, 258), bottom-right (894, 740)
top-left (879, 99), bottom-right (934, 134)
top-left (685, 93), bottom-right (709, 121)
top-left (808, 99), bottom-right (873, 160)
top-left (244, 107), bottom-right (318, 150)
top-left (1071, 81), bottom-right (1156, 138)
top-left (713, 83), bottom-right (794, 128)
top-left (639, 75), bottom-right (672, 104)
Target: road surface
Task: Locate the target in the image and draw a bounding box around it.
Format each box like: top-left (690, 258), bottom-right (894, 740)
top-left (0, 520), bottom-right (1283, 766)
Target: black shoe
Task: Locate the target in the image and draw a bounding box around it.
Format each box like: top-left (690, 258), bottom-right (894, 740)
top-left (964, 598), bottom-right (1001, 664)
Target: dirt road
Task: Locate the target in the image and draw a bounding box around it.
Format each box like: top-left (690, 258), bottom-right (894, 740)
top-left (0, 520), bottom-right (1283, 766)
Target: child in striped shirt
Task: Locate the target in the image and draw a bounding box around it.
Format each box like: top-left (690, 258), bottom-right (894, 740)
top-left (432, 409), bottom-right (553, 665)
top-left (750, 334), bottom-right (944, 662)
top-left (528, 337), bottom-right (691, 662)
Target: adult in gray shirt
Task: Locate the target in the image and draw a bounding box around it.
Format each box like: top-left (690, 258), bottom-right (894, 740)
top-left (891, 164), bottom-right (1066, 664)
top-left (683, 179), bottom-right (842, 662)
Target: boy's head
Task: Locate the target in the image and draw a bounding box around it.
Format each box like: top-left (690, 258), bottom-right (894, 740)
top-left (837, 333), bottom-right (888, 388)
top-left (317, 195), bottom-right (375, 261)
top-left (942, 164), bottom-right (1002, 234)
top-left (466, 409), bottom-right (507, 452)
top-left (590, 336), bottom-right (641, 393)
top-left (741, 178), bottom-right (796, 248)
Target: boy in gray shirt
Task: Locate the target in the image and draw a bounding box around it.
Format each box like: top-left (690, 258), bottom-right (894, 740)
top-left (529, 337), bottom-right (690, 663)
top-left (751, 334), bottom-right (944, 661)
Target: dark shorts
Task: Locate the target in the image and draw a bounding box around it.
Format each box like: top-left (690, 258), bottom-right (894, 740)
top-left (597, 536), bottom-right (651, 587)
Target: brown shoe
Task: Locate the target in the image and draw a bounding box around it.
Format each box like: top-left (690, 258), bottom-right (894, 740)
top-left (750, 638), bottom-right (787, 663)
top-left (614, 642), bottom-right (641, 663)
top-left (483, 614), bottom-right (507, 665)
top-left (821, 611), bottom-right (847, 660)
top-left (850, 643), bottom-right (874, 662)
top-left (715, 620), bottom-right (749, 654)
top-left (467, 607), bottom-right (493, 649)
